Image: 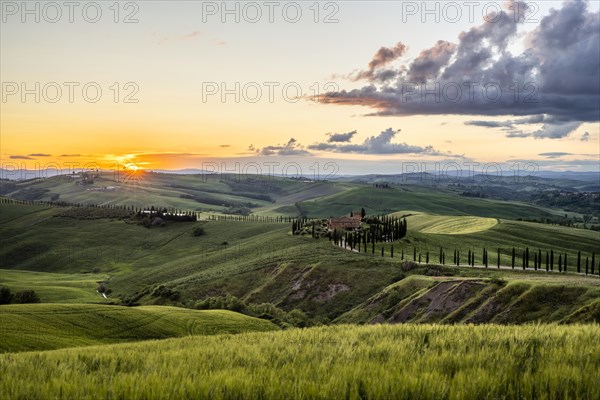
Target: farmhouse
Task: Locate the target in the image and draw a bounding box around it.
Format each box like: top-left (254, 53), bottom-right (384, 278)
top-left (327, 214), bottom-right (362, 231)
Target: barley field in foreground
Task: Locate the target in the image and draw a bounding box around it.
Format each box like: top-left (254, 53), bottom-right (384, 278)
top-left (1, 324), bottom-right (598, 399)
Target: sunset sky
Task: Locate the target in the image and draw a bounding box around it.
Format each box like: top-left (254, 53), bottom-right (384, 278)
top-left (1, 0), bottom-right (599, 175)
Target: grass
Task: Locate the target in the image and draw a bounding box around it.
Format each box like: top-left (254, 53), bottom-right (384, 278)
top-left (0, 270), bottom-right (110, 303)
top-left (367, 213), bottom-right (600, 268)
top-left (1, 202), bottom-right (599, 326)
top-left (0, 304), bottom-right (278, 353)
top-left (1, 323), bottom-right (598, 399)
top-left (335, 275), bottom-right (600, 324)
top-left (298, 186), bottom-right (559, 219)
top-left (395, 212), bottom-right (498, 234)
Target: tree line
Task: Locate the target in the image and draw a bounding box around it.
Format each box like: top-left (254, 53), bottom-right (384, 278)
top-left (337, 241), bottom-right (599, 277)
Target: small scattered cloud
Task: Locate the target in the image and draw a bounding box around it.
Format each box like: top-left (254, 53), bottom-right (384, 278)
top-left (352, 42), bottom-right (407, 81)
top-left (256, 138), bottom-right (311, 156)
top-left (538, 152), bottom-right (572, 159)
top-left (61, 154), bottom-right (81, 157)
top-left (466, 115), bottom-right (582, 139)
top-left (327, 130), bottom-right (357, 143)
top-left (28, 153), bottom-right (51, 157)
top-left (10, 155), bottom-right (34, 160)
top-left (219, 144), bottom-right (230, 148)
top-left (581, 132), bottom-right (590, 141)
top-left (309, 128), bottom-right (456, 157)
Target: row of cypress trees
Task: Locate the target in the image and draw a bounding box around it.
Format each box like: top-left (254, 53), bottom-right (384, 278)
top-left (348, 242), bottom-right (598, 276)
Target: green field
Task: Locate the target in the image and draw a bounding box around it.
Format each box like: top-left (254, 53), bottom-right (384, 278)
top-left (1, 201), bottom-right (599, 327)
top-left (0, 304), bottom-right (278, 353)
top-left (0, 270), bottom-right (110, 303)
top-left (396, 212), bottom-right (498, 234)
top-left (1, 324), bottom-right (598, 399)
top-left (298, 186), bottom-right (562, 219)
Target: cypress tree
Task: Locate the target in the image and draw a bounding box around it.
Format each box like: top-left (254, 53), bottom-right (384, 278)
top-left (564, 254), bottom-right (567, 272)
top-left (442, 252), bottom-right (445, 265)
top-left (525, 247), bottom-right (529, 269)
top-left (577, 251), bottom-right (581, 274)
top-left (381, 246), bottom-right (384, 257)
top-left (511, 248), bottom-right (515, 269)
top-left (426, 252), bottom-right (429, 264)
top-left (558, 254), bottom-right (562, 272)
top-left (585, 257), bottom-right (589, 275)
top-left (457, 250), bottom-right (460, 267)
top-left (439, 247), bottom-right (443, 264)
top-left (468, 250), bottom-right (472, 266)
top-left (497, 248), bottom-right (500, 269)
top-left (414, 247), bottom-right (417, 261)
top-left (550, 250), bottom-right (554, 271)
top-left (592, 253), bottom-right (596, 276)
top-left (391, 245), bottom-right (394, 258)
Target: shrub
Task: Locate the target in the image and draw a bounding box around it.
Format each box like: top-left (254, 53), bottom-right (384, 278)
top-left (12, 290), bottom-right (40, 304)
top-left (192, 227), bottom-right (206, 237)
top-left (401, 261), bottom-right (418, 272)
top-left (0, 286), bottom-right (13, 305)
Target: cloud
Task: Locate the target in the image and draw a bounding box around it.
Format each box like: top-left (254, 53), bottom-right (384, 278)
top-left (581, 132), bottom-right (590, 141)
top-left (28, 153), bottom-right (51, 157)
top-left (327, 130), bottom-right (357, 143)
top-left (353, 42), bottom-right (407, 81)
top-left (318, 1), bottom-right (600, 138)
top-left (538, 152), bottom-right (572, 158)
top-left (465, 114), bottom-right (582, 139)
top-left (257, 138), bottom-right (311, 156)
top-left (219, 145), bottom-right (231, 148)
top-left (9, 155), bottom-right (34, 160)
top-left (60, 154), bottom-right (81, 157)
top-left (407, 40), bottom-right (457, 84)
top-left (308, 128), bottom-right (454, 156)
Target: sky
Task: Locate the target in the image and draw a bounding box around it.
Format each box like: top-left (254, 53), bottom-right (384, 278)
top-left (1, 0), bottom-right (599, 177)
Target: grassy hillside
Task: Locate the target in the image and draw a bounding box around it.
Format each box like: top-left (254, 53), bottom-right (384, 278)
top-left (1, 202), bottom-right (598, 326)
top-left (0, 304), bottom-right (278, 353)
top-left (1, 324), bottom-right (598, 399)
top-left (378, 212), bottom-right (600, 267)
top-left (0, 270), bottom-right (110, 303)
top-left (398, 212), bottom-right (498, 234)
top-left (299, 186), bottom-right (560, 219)
top-left (336, 275), bottom-right (600, 324)
top-left (1, 173), bottom-right (344, 215)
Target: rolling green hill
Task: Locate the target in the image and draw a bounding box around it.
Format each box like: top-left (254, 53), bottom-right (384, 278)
top-left (298, 186), bottom-right (561, 219)
top-left (1, 324), bottom-right (598, 399)
top-left (0, 304), bottom-right (278, 353)
top-left (0, 173), bottom-right (347, 215)
top-left (1, 202), bottom-right (598, 327)
top-left (335, 275), bottom-right (600, 324)
top-left (395, 212), bottom-right (498, 234)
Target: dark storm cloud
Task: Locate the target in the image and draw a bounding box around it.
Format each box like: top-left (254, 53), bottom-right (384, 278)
top-left (318, 1), bottom-right (599, 139)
